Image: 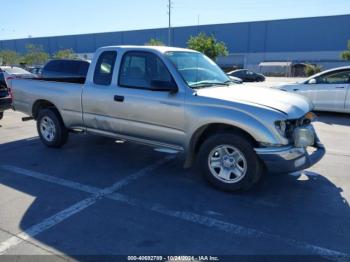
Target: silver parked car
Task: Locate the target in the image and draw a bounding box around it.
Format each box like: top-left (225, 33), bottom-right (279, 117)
top-left (10, 46), bottom-right (325, 192)
top-left (278, 66), bottom-right (350, 113)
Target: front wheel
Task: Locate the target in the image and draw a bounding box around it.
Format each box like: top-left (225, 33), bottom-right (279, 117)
top-left (37, 109), bottom-right (69, 148)
top-left (198, 133), bottom-right (263, 192)
top-left (0, 112), bottom-right (3, 120)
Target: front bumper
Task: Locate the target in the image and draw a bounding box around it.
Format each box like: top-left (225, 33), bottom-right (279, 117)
top-left (255, 137), bottom-right (325, 174)
top-left (0, 97), bottom-right (12, 112)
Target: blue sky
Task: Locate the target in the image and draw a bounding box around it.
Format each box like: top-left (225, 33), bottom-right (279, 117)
top-left (1, 0), bottom-right (350, 40)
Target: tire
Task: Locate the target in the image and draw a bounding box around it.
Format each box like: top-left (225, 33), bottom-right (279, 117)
top-left (198, 133), bottom-right (263, 192)
top-left (0, 112), bottom-right (3, 120)
top-left (37, 109), bottom-right (69, 148)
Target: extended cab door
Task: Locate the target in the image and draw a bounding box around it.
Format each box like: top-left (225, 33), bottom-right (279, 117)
top-left (82, 50), bottom-right (123, 133)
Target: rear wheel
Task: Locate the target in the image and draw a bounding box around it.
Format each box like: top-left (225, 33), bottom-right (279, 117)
top-left (198, 133), bottom-right (263, 192)
top-left (37, 109), bottom-right (68, 148)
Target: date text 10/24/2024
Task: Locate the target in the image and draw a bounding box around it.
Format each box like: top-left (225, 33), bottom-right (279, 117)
top-left (127, 256), bottom-right (220, 261)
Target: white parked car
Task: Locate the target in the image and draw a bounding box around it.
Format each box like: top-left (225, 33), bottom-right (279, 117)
top-left (278, 66), bottom-right (350, 113)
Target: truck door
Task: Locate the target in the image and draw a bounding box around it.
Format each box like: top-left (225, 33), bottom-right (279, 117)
top-left (113, 51), bottom-right (186, 150)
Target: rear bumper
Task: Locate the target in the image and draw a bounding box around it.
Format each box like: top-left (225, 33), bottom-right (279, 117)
top-left (255, 138), bottom-right (325, 174)
top-left (0, 97), bottom-right (12, 112)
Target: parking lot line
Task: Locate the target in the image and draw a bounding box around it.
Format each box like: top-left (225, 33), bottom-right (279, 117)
top-left (1, 165), bottom-right (100, 194)
top-left (0, 157), bottom-right (174, 255)
top-left (1, 164), bottom-right (349, 259)
top-left (108, 193), bottom-right (349, 260)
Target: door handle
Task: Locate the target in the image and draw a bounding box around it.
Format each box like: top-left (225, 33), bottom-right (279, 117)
top-left (293, 89), bottom-right (299, 91)
top-left (335, 87), bottom-right (345, 89)
top-left (114, 95), bottom-right (125, 102)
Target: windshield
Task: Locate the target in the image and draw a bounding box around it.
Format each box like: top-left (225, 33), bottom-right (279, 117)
top-left (165, 51), bottom-right (231, 89)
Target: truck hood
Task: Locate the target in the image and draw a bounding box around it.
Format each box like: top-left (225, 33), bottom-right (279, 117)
top-left (196, 85), bottom-right (312, 118)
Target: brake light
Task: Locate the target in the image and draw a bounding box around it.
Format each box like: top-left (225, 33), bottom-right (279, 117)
top-left (5, 76), bottom-right (15, 100)
top-left (8, 87), bottom-right (13, 101)
top-left (6, 76), bottom-right (15, 87)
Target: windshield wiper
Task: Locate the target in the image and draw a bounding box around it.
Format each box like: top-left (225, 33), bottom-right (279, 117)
top-left (190, 81), bottom-right (230, 89)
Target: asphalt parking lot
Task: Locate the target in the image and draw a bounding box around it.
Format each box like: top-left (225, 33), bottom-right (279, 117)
top-left (0, 81), bottom-right (349, 260)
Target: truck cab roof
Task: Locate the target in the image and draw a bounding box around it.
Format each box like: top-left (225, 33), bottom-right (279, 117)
top-left (96, 45), bottom-right (198, 54)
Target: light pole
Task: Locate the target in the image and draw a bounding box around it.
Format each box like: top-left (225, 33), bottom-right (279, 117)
top-left (167, 0), bottom-right (172, 46)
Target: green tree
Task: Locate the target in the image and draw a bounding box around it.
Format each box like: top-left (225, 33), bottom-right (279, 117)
top-left (53, 49), bottom-right (78, 59)
top-left (23, 44), bottom-right (50, 66)
top-left (304, 64), bottom-right (322, 77)
top-left (145, 38), bottom-right (165, 46)
top-left (187, 32), bottom-right (229, 60)
top-left (0, 50), bottom-right (20, 66)
top-left (341, 40), bottom-right (350, 60)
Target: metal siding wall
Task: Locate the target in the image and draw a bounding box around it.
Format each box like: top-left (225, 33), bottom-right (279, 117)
top-left (25, 38), bottom-right (51, 53)
top-left (13, 39), bottom-right (28, 53)
top-left (173, 26), bottom-right (197, 47)
top-left (248, 22), bottom-right (267, 53)
top-left (265, 15), bottom-right (350, 52)
top-left (54, 35), bottom-right (77, 53)
top-left (95, 32), bottom-right (123, 48)
top-left (122, 28), bottom-right (168, 45)
top-left (76, 34), bottom-right (96, 53)
top-left (204, 23), bottom-right (249, 53)
top-left (0, 15), bottom-right (349, 55)
top-left (173, 23), bottom-right (250, 52)
top-left (1, 41), bottom-right (16, 51)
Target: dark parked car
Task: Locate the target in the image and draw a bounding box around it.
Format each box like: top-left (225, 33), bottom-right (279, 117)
top-left (0, 67), bottom-right (34, 119)
top-left (0, 72), bottom-right (11, 120)
top-left (41, 59), bottom-right (90, 79)
top-left (228, 69), bottom-right (266, 82)
top-left (228, 75), bottom-right (243, 84)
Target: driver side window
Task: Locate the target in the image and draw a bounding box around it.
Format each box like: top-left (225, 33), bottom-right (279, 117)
top-left (316, 70), bottom-right (350, 85)
top-left (118, 51), bottom-right (173, 90)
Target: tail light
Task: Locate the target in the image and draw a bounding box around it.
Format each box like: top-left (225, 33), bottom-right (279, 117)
top-left (8, 87), bottom-right (13, 101)
top-left (6, 76), bottom-right (16, 101)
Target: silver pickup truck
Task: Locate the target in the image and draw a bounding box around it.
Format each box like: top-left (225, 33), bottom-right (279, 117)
top-left (11, 46), bottom-right (325, 192)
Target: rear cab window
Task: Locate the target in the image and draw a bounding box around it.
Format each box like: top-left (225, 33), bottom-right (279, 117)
top-left (93, 51), bottom-right (118, 86)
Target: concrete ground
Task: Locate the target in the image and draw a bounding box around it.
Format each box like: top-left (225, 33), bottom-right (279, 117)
top-left (241, 77), bottom-right (308, 88)
top-left (0, 88), bottom-right (349, 260)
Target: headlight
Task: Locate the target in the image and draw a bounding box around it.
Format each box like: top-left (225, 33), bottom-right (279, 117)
top-left (293, 126), bottom-right (315, 148)
top-left (275, 120), bottom-right (287, 137)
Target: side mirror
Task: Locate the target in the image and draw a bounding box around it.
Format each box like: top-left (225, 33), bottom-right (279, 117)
top-left (150, 80), bottom-right (178, 93)
top-left (308, 79), bottom-right (317, 84)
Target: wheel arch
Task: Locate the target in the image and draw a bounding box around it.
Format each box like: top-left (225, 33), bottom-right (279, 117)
top-left (184, 123), bottom-right (260, 168)
top-left (32, 99), bottom-right (58, 119)
top-left (32, 100), bottom-right (66, 129)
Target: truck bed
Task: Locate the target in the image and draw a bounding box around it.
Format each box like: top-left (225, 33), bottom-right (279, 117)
top-left (11, 78), bottom-right (84, 128)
